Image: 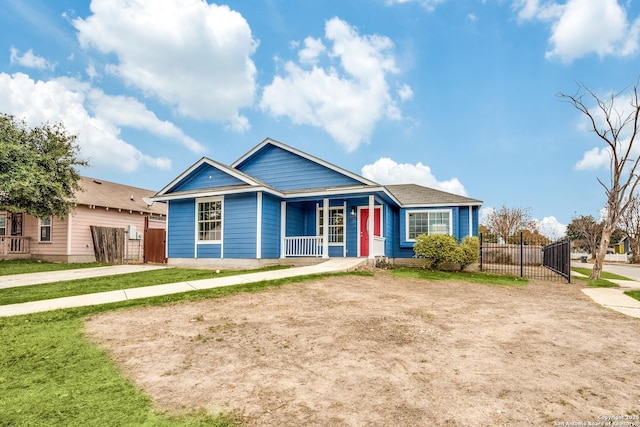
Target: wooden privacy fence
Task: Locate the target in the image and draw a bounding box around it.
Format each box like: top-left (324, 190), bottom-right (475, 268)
top-left (90, 226), bottom-right (125, 264)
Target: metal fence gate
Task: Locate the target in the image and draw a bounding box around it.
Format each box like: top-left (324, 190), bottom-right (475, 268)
top-left (479, 232), bottom-right (571, 283)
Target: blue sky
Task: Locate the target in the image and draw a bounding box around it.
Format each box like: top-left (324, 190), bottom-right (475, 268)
top-left (2, 0), bottom-right (640, 238)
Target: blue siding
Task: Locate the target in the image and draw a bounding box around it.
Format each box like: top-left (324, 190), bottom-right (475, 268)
top-left (261, 193), bottom-right (281, 258)
top-left (167, 199), bottom-right (195, 258)
top-left (224, 193), bottom-right (257, 258)
top-left (197, 245), bottom-right (221, 258)
top-left (236, 144), bottom-right (362, 191)
top-left (171, 163), bottom-right (245, 192)
top-left (286, 203), bottom-right (305, 236)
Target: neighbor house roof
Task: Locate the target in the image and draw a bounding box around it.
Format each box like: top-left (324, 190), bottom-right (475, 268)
top-left (75, 176), bottom-right (167, 215)
top-left (384, 184), bottom-right (482, 207)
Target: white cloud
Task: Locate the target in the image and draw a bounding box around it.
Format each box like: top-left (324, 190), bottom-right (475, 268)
top-left (575, 147), bottom-right (611, 170)
top-left (73, 0), bottom-right (257, 130)
top-left (537, 216), bottom-right (567, 240)
top-left (261, 17), bottom-right (410, 151)
top-left (9, 47), bottom-right (54, 70)
top-left (0, 72), bottom-right (207, 172)
top-left (361, 157), bottom-right (468, 196)
top-left (514, 0), bottom-right (640, 63)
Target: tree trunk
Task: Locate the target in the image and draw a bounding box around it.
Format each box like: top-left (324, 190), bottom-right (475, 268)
top-left (591, 222), bottom-right (614, 279)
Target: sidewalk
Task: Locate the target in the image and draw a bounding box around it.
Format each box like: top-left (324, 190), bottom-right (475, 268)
top-left (572, 265), bottom-right (640, 319)
top-left (0, 258), bottom-right (366, 317)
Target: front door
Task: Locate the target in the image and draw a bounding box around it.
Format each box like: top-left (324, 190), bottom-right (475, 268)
top-left (359, 207), bottom-right (381, 257)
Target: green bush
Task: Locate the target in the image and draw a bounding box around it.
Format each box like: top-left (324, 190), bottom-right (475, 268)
top-left (413, 234), bottom-right (479, 271)
top-left (459, 236), bottom-right (480, 269)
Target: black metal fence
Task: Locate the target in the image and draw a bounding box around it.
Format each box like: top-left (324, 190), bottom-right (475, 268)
top-left (479, 232), bottom-right (570, 282)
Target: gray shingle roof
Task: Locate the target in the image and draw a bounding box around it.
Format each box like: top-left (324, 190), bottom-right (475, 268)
top-left (384, 184), bottom-right (482, 206)
top-left (75, 176), bottom-right (167, 215)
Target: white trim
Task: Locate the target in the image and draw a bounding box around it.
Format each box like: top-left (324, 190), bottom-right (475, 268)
top-left (368, 196), bottom-right (374, 259)
top-left (405, 208), bottom-right (453, 242)
top-left (155, 157), bottom-right (261, 197)
top-left (322, 199), bottom-right (329, 258)
top-left (280, 201), bottom-right (286, 258)
top-left (232, 138), bottom-right (379, 187)
top-left (66, 212), bottom-right (72, 255)
top-left (195, 196), bottom-right (224, 245)
top-left (468, 206), bottom-right (473, 237)
top-left (256, 192), bottom-right (262, 259)
top-left (165, 203), bottom-right (170, 260)
top-left (343, 201), bottom-right (347, 257)
top-left (38, 216), bottom-right (52, 243)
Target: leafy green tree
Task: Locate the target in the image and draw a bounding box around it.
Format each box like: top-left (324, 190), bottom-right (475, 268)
top-left (0, 114), bottom-right (88, 219)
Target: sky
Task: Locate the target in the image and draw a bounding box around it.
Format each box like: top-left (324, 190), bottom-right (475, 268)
top-left (2, 0), bottom-right (640, 239)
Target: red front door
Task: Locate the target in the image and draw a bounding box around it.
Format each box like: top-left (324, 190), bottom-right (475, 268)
top-left (359, 207), bottom-right (381, 257)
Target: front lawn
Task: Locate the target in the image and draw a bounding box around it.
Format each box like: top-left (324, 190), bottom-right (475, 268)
top-left (0, 265), bottom-right (289, 306)
top-left (391, 267), bottom-right (528, 286)
top-left (626, 290), bottom-right (640, 302)
top-left (570, 267), bottom-right (631, 288)
top-left (0, 259), bottom-right (109, 276)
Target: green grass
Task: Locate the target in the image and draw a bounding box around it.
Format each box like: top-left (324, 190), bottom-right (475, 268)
top-left (570, 267), bottom-right (630, 288)
top-left (626, 290), bottom-right (640, 302)
top-left (391, 267), bottom-right (528, 286)
top-left (0, 259), bottom-right (109, 276)
top-left (0, 265), bottom-right (289, 305)
top-left (0, 271), bottom-right (372, 427)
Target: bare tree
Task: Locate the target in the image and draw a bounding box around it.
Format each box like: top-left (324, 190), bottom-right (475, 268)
top-left (566, 215), bottom-right (602, 259)
top-left (619, 194), bottom-right (640, 263)
top-left (482, 205), bottom-right (536, 244)
top-left (559, 81), bottom-right (640, 279)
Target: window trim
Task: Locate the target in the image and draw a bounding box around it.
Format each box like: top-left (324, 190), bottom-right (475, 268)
top-left (316, 205), bottom-right (346, 246)
top-left (405, 209), bottom-right (453, 242)
top-left (195, 196), bottom-right (224, 244)
top-left (39, 216), bottom-right (52, 243)
top-left (0, 213), bottom-right (6, 236)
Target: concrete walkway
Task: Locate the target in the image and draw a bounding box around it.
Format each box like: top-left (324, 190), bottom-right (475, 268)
top-left (572, 262), bottom-right (640, 319)
top-left (0, 258), bottom-right (366, 317)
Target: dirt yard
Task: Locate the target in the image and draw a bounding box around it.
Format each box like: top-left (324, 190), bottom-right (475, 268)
top-left (85, 272), bottom-right (640, 426)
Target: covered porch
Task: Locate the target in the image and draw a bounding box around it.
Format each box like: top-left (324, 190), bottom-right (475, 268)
top-left (0, 236), bottom-right (31, 258)
top-left (279, 194), bottom-right (387, 259)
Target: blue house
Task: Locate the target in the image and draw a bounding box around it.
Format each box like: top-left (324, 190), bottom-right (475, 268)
top-left (152, 138), bottom-right (482, 268)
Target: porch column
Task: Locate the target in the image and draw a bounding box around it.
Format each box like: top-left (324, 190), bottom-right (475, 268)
top-left (469, 206), bottom-right (473, 237)
top-left (280, 201), bottom-right (286, 258)
top-left (256, 192), bottom-right (262, 259)
top-left (322, 198), bottom-right (329, 258)
top-left (368, 195), bottom-right (374, 259)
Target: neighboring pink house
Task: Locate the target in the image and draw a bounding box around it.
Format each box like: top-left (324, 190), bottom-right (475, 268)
top-left (0, 176), bottom-right (167, 263)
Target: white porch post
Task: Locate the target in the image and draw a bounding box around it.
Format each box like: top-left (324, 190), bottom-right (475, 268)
top-left (469, 206), bottom-right (473, 237)
top-left (280, 201), bottom-right (286, 258)
top-left (368, 195), bottom-right (374, 259)
top-left (256, 192), bottom-right (262, 259)
top-left (322, 198), bottom-right (329, 258)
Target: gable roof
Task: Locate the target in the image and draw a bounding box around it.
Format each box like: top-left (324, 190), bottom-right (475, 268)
top-left (75, 176), bottom-right (167, 215)
top-left (385, 184), bottom-right (482, 207)
top-left (232, 137), bottom-right (379, 187)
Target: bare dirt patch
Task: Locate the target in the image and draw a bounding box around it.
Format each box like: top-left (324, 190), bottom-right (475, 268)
top-left (85, 273), bottom-right (640, 426)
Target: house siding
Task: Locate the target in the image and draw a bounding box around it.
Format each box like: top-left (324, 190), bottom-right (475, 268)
top-left (236, 144), bottom-right (362, 190)
top-left (171, 163), bottom-right (245, 192)
top-left (261, 193), bottom-right (281, 259)
top-left (168, 199), bottom-right (196, 258)
top-left (224, 193), bottom-right (257, 258)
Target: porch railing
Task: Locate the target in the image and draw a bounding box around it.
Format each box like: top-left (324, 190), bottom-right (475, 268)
top-left (284, 236), bottom-right (323, 257)
top-left (0, 236), bottom-right (31, 255)
top-left (372, 236), bottom-right (386, 256)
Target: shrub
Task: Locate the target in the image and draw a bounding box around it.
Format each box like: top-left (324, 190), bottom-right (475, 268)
top-left (413, 234), bottom-right (461, 270)
top-left (413, 234), bottom-right (479, 271)
top-left (458, 236), bottom-right (480, 270)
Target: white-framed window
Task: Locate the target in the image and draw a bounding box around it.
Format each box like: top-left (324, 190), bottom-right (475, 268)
top-left (39, 216), bottom-right (52, 242)
top-left (0, 214), bottom-right (6, 236)
top-left (196, 197), bottom-right (223, 243)
top-left (317, 206), bottom-right (345, 244)
top-left (406, 210), bottom-right (452, 241)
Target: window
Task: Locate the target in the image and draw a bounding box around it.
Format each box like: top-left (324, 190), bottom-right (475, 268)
top-left (197, 198), bottom-right (223, 242)
top-left (318, 207), bottom-right (345, 244)
top-left (407, 210), bottom-right (451, 240)
top-left (39, 217), bottom-right (52, 242)
top-left (0, 214), bottom-right (5, 236)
